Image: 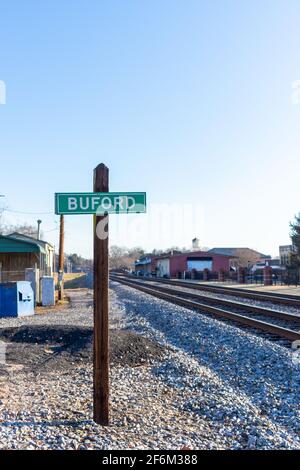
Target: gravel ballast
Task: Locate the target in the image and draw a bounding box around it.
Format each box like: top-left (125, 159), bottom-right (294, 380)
top-left (0, 284), bottom-right (299, 450)
top-left (121, 278), bottom-right (300, 316)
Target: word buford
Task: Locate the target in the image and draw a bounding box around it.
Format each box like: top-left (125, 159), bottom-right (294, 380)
top-left (55, 192), bottom-right (146, 215)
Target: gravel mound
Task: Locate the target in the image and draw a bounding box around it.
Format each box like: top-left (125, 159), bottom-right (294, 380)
top-left (0, 325), bottom-right (165, 372)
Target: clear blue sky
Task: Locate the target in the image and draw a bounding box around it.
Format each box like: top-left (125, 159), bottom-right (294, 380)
top-left (0, 0), bottom-right (299, 258)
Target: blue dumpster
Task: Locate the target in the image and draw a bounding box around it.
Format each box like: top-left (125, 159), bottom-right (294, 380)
top-left (0, 282), bottom-right (35, 317)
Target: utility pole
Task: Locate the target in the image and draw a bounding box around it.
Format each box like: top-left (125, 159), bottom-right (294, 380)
top-left (58, 214), bottom-right (65, 300)
top-left (54, 168), bottom-right (145, 426)
top-left (93, 163), bottom-right (109, 425)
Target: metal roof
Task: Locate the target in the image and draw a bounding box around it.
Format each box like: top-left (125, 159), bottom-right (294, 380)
top-left (134, 257), bottom-right (152, 266)
top-left (208, 247), bottom-right (270, 258)
top-left (0, 235), bottom-right (45, 253)
top-left (154, 250), bottom-right (235, 260)
top-left (8, 232), bottom-right (54, 250)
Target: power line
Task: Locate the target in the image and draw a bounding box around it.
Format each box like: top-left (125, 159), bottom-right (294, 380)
top-left (44, 227), bottom-right (59, 233)
top-left (3, 208), bottom-right (53, 215)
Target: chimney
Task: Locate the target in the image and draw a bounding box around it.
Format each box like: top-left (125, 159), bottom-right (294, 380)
top-left (192, 238), bottom-right (200, 251)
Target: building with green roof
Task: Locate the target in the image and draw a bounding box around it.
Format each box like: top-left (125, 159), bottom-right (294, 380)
top-left (0, 233), bottom-right (54, 281)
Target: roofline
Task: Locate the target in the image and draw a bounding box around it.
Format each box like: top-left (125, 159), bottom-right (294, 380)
top-left (8, 232), bottom-right (54, 249)
top-left (208, 247), bottom-right (270, 257)
top-left (153, 250), bottom-right (237, 260)
top-left (0, 234), bottom-right (42, 252)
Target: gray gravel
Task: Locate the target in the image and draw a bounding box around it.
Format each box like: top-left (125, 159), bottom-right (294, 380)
top-left (112, 282), bottom-right (300, 449)
top-left (0, 284), bottom-right (299, 450)
top-left (116, 278), bottom-right (300, 332)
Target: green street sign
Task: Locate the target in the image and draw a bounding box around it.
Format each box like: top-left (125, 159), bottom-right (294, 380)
top-left (55, 192), bottom-right (146, 215)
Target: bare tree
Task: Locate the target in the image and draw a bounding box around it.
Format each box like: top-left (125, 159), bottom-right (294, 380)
top-left (109, 246), bottom-right (145, 270)
top-left (109, 246), bottom-right (128, 270)
top-left (3, 223), bottom-right (42, 239)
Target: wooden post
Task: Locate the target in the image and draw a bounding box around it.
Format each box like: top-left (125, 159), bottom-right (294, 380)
top-left (58, 215), bottom-right (65, 300)
top-left (93, 163), bottom-right (109, 425)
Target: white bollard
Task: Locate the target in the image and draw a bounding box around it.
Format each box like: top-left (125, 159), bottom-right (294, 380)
top-left (40, 276), bottom-right (55, 306)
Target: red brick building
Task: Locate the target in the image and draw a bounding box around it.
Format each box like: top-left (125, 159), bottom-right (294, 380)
top-left (153, 251), bottom-right (234, 278)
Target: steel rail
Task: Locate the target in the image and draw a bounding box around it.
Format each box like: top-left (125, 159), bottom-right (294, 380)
top-left (111, 275), bottom-right (300, 342)
top-left (110, 275), bottom-right (300, 324)
top-left (112, 274), bottom-right (300, 307)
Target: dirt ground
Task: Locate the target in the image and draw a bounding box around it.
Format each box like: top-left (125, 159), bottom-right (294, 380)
top-left (0, 325), bottom-right (165, 376)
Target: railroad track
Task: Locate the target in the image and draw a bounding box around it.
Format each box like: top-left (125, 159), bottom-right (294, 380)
top-left (110, 274), bottom-right (300, 342)
top-left (111, 273), bottom-right (300, 308)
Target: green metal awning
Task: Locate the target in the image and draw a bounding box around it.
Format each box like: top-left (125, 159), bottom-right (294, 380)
top-left (0, 236), bottom-right (42, 253)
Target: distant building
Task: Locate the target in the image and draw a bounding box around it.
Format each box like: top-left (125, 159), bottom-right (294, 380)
top-left (279, 245), bottom-right (295, 266)
top-left (134, 256), bottom-right (152, 275)
top-left (208, 247), bottom-right (270, 268)
top-left (250, 258), bottom-right (283, 273)
top-left (0, 233), bottom-right (55, 280)
top-left (133, 246), bottom-right (274, 278)
top-left (152, 250), bottom-right (235, 278)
